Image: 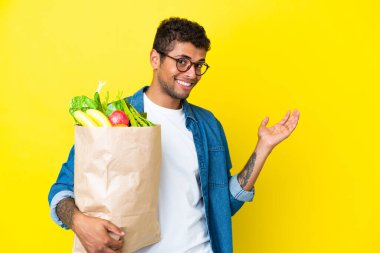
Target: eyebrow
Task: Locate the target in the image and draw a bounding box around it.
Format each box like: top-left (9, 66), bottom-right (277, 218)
top-left (175, 54), bottom-right (206, 62)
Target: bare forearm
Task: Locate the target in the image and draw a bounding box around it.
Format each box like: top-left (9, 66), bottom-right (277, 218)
top-left (237, 140), bottom-right (272, 191)
top-left (56, 197), bottom-right (79, 229)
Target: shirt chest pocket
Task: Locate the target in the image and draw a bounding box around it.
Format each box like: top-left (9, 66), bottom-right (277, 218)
top-left (208, 146), bottom-right (229, 188)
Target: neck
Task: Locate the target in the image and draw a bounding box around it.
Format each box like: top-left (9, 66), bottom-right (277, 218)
top-left (145, 82), bottom-right (182, 109)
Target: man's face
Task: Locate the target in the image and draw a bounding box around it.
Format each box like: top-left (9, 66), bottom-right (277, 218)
top-left (155, 42), bottom-right (207, 100)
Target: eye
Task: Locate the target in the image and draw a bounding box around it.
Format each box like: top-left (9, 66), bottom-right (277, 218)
top-left (177, 58), bottom-right (188, 66)
top-left (195, 63), bottom-right (204, 69)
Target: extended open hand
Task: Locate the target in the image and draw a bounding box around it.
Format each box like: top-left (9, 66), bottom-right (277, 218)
top-left (258, 109), bottom-right (300, 150)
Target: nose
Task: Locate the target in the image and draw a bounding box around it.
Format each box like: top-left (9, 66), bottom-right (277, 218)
top-left (184, 63), bottom-right (197, 78)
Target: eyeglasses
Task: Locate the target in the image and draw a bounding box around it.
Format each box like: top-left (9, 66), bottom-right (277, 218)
top-left (156, 50), bottom-right (210, 76)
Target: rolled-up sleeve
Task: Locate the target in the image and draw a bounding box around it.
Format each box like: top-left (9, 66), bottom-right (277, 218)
top-left (48, 146), bottom-right (75, 229)
top-left (229, 174), bottom-right (255, 202)
top-left (216, 119), bottom-right (255, 215)
top-left (49, 191), bottom-right (75, 229)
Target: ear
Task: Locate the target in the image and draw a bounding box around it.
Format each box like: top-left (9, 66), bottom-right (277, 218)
top-left (150, 49), bottom-right (160, 69)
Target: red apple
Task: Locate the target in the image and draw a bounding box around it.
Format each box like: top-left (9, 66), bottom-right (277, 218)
top-left (108, 110), bottom-right (129, 126)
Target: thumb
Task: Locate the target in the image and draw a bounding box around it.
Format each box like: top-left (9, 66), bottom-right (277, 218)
top-left (260, 117), bottom-right (269, 127)
top-left (105, 221), bottom-right (125, 236)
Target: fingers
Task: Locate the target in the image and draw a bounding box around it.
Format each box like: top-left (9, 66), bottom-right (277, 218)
top-left (277, 110), bottom-right (290, 125)
top-left (104, 247), bottom-right (122, 253)
top-left (289, 109), bottom-right (300, 124)
top-left (107, 237), bottom-right (124, 251)
top-left (285, 109), bottom-right (300, 131)
top-left (105, 233), bottom-right (124, 251)
top-left (105, 220), bottom-right (125, 237)
top-left (261, 110), bottom-right (300, 129)
top-left (260, 117), bottom-right (269, 127)
top-left (104, 221), bottom-right (125, 251)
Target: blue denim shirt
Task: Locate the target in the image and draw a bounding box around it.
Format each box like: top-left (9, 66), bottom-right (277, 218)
top-left (48, 86), bottom-right (254, 253)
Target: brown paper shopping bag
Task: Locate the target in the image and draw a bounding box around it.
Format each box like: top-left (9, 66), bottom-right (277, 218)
top-left (73, 125), bottom-right (161, 253)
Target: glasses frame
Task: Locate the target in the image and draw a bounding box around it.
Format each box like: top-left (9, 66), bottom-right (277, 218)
top-left (156, 50), bottom-right (210, 76)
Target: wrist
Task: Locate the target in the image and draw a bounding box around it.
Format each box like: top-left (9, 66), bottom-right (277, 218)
top-left (256, 138), bottom-right (274, 156)
top-left (71, 208), bottom-right (82, 232)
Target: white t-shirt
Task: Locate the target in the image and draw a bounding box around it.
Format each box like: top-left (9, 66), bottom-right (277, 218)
top-left (134, 94), bottom-right (213, 253)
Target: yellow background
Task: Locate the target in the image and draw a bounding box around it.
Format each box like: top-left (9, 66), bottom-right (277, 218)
top-left (1, 0), bottom-right (379, 252)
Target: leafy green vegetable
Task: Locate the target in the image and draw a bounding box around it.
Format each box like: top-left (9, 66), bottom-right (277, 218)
top-left (101, 91), bottom-right (110, 114)
top-left (69, 96), bottom-right (98, 116)
top-left (104, 100), bottom-right (122, 116)
top-left (93, 92), bottom-right (102, 111)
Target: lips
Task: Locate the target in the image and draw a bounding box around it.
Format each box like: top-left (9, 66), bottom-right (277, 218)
top-left (175, 78), bottom-right (195, 90)
top-left (177, 79), bottom-right (191, 86)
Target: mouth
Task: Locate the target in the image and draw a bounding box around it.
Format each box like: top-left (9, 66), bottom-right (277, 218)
top-left (175, 78), bottom-right (195, 90)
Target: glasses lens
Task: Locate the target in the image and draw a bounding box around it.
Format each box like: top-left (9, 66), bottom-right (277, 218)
top-left (176, 58), bottom-right (191, 72)
top-left (176, 58), bottom-right (209, 75)
top-left (198, 64), bottom-right (207, 75)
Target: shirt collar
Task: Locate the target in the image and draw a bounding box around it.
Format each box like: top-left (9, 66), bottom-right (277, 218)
top-left (128, 86), bottom-right (197, 123)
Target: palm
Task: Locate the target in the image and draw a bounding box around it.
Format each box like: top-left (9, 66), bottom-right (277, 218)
top-left (258, 110), bottom-right (300, 148)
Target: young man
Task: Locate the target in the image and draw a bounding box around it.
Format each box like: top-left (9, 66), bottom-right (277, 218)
top-left (48, 17), bottom-right (300, 253)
